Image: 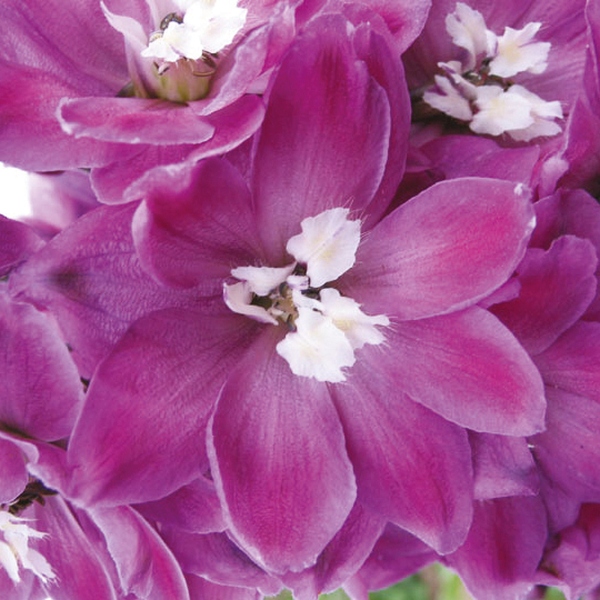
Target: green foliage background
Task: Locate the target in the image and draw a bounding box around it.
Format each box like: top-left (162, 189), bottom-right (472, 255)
top-left (269, 564), bottom-right (566, 600)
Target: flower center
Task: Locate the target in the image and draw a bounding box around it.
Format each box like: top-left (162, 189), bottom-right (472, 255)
top-left (419, 2), bottom-right (563, 141)
top-left (223, 208), bottom-right (390, 383)
top-left (105, 0), bottom-right (247, 102)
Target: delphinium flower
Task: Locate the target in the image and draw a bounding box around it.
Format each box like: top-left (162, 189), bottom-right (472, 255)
top-left (10, 14), bottom-right (547, 594)
top-left (0, 0), bottom-right (432, 206)
top-left (0, 0), bottom-right (292, 202)
top-left (405, 0), bottom-right (587, 142)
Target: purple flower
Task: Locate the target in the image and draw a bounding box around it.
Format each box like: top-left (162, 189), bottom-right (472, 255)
top-left (0, 0), bottom-right (292, 201)
top-left (56, 14), bottom-right (547, 579)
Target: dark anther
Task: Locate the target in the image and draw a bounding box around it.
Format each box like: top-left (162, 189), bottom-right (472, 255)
top-left (5, 479), bottom-right (57, 516)
top-left (160, 12), bottom-right (183, 30)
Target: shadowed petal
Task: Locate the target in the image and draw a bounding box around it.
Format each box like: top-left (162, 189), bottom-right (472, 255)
top-left (0, 291), bottom-right (82, 441)
top-left (491, 236), bottom-right (597, 355)
top-left (446, 496), bottom-right (547, 600)
top-left (9, 203), bottom-right (202, 378)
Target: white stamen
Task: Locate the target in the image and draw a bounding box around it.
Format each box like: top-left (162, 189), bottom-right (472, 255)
top-left (471, 84), bottom-right (562, 139)
top-left (223, 281), bottom-right (278, 325)
top-left (422, 3), bottom-right (561, 141)
top-left (423, 74), bottom-right (474, 121)
top-left (286, 208), bottom-right (361, 288)
top-left (276, 308), bottom-right (355, 382)
top-left (0, 511), bottom-right (55, 585)
top-left (141, 0), bottom-right (247, 63)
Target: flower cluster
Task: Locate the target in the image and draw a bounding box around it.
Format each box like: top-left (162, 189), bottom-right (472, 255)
top-left (0, 0), bottom-right (599, 599)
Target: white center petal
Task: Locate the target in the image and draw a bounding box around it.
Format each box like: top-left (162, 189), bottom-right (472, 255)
top-left (488, 23), bottom-right (551, 78)
top-left (223, 281), bottom-right (278, 325)
top-left (276, 307), bottom-right (355, 382)
top-left (470, 86), bottom-right (535, 135)
top-left (318, 288), bottom-right (389, 350)
top-left (231, 263), bottom-right (296, 296)
top-left (445, 2), bottom-right (491, 69)
top-left (286, 208), bottom-right (361, 288)
top-left (0, 511), bottom-right (55, 585)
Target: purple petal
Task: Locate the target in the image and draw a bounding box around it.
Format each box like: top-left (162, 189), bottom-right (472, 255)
top-left (333, 348), bottom-right (473, 553)
top-left (0, 63), bottom-right (132, 171)
top-left (163, 530), bottom-right (280, 595)
top-left (420, 134), bottom-right (540, 184)
top-left (344, 525), bottom-right (436, 598)
top-left (350, 18), bottom-right (411, 229)
top-left (30, 496), bottom-right (117, 600)
top-left (0, 216), bottom-right (44, 276)
top-left (535, 321), bottom-right (600, 399)
top-left (0, 291), bottom-right (82, 441)
top-left (209, 326), bottom-right (356, 573)
top-left (469, 432), bottom-right (539, 500)
top-left (0, 438), bottom-right (28, 503)
top-left (532, 387), bottom-right (600, 502)
top-left (349, 0), bottom-right (431, 52)
top-left (186, 575), bottom-right (262, 600)
top-left (342, 178), bottom-right (535, 319)
top-left (446, 496), bottom-right (547, 600)
top-left (252, 13), bottom-right (391, 261)
top-left (68, 308), bottom-right (256, 507)
top-left (9, 203), bottom-right (201, 377)
top-left (135, 477), bottom-right (225, 534)
top-left (132, 157), bottom-right (263, 290)
top-left (88, 505), bottom-right (190, 600)
top-left (90, 95), bottom-right (265, 205)
top-left (491, 236), bottom-right (597, 355)
top-left (531, 189), bottom-right (600, 253)
top-left (368, 308), bottom-right (546, 435)
top-left (58, 97), bottom-right (215, 145)
top-left (283, 502), bottom-right (386, 599)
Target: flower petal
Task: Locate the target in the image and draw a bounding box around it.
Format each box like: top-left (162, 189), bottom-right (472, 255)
top-left (9, 203), bottom-right (201, 378)
top-left (209, 326), bottom-right (356, 573)
top-left (252, 14), bottom-right (390, 261)
top-left (446, 496), bottom-right (547, 600)
top-left (68, 308), bottom-right (256, 507)
top-left (332, 347), bottom-right (473, 553)
top-left (132, 157), bottom-right (262, 291)
top-left (0, 291), bottom-right (83, 441)
top-left (491, 236), bottom-right (597, 355)
top-left (342, 178), bottom-right (535, 319)
top-left (369, 308), bottom-right (546, 435)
